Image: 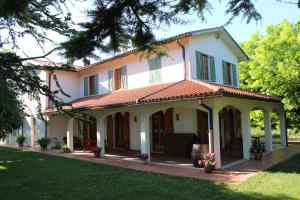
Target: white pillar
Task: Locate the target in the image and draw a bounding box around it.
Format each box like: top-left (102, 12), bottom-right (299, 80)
top-left (263, 110), bottom-right (273, 152)
top-left (140, 112), bottom-right (151, 162)
top-left (67, 118), bottom-right (74, 151)
top-left (278, 110), bottom-right (287, 147)
top-left (96, 117), bottom-right (105, 156)
top-left (212, 109), bottom-right (221, 169)
top-left (241, 109), bottom-right (251, 160)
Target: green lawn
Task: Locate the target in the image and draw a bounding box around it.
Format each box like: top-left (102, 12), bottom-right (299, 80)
top-left (0, 147), bottom-right (300, 200)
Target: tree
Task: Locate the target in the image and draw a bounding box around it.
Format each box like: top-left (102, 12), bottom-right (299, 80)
top-left (239, 20), bottom-right (300, 131)
top-left (0, 0), bottom-right (299, 139)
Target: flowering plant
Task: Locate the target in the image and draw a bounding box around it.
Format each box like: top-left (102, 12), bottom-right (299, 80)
top-left (201, 153), bottom-right (216, 168)
top-left (250, 140), bottom-right (266, 154)
top-left (137, 153), bottom-right (148, 160)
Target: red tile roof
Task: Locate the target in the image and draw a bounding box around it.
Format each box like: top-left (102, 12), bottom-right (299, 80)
top-left (44, 79), bottom-right (281, 114)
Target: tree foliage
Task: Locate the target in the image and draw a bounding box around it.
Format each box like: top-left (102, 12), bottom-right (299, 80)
top-left (239, 20), bottom-right (300, 130)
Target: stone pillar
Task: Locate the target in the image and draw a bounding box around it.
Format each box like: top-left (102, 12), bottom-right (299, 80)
top-left (263, 110), bottom-right (273, 152)
top-left (278, 110), bottom-right (288, 147)
top-left (212, 109), bottom-right (221, 169)
top-left (67, 118), bottom-right (74, 151)
top-left (140, 112), bottom-right (151, 162)
top-left (241, 109), bottom-right (251, 159)
top-left (96, 117), bottom-right (105, 156)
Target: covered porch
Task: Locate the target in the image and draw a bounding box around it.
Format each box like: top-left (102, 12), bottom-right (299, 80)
top-left (45, 79), bottom-right (288, 169)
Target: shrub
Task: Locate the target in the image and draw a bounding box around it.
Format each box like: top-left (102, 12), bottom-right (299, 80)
top-left (61, 144), bottom-right (71, 153)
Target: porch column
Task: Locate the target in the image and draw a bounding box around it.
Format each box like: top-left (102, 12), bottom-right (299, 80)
top-left (263, 110), bottom-right (273, 152)
top-left (140, 112), bottom-right (151, 162)
top-left (212, 109), bottom-right (221, 169)
top-left (96, 117), bottom-right (105, 156)
top-left (241, 109), bottom-right (251, 159)
top-left (67, 118), bottom-right (74, 151)
top-left (278, 109), bottom-right (288, 147)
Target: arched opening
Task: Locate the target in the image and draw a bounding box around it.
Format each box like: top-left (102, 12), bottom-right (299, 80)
top-left (82, 116), bottom-right (97, 151)
top-left (152, 110), bottom-right (165, 152)
top-left (219, 106), bottom-right (243, 164)
top-left (105, 112), bottom-right (130, 151)
top-left (150, 107), bottom-right (209, 159)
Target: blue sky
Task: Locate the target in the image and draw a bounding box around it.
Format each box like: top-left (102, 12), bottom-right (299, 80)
top-left (155, 0), bottom-right (300, 43)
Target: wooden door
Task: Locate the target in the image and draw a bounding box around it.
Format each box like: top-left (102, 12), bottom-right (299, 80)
top-left (197, 110), bottom-right (209, 144)
top-left (122, 112), bottom-right (130, 150)
top-left (89, 117), bottom-right (97, 141)
top-left (152, 111), bottom-right (164, 152)
top-left (114, 112), bottom-right (123, 149)
top-left (164, 108), bottom-right (174, 135)
top-left (106, 115), bottom-right (114, 150)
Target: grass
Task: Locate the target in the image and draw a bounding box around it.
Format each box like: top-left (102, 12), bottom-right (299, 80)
top-left (0, 147), bottom-right (300, 200)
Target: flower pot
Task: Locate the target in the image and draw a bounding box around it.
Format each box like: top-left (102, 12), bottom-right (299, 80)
top-left (41, 146), bottom-right (47, 151)
top-left (253, 152), bottom-right (262, 160)
top-left (204, 165), bottom-right (214, 173)
top-left (94, 152), bottom-right (100, 158)
top-left (18, 143), bottom-right (24, 148)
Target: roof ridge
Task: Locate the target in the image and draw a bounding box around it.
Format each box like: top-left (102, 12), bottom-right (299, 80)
top-left (189, 79), bottom-right (222, 92)
top-left (137, 80), bottom-right (184, 103)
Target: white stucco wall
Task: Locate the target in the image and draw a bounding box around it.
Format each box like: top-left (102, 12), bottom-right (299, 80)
top-left (51, 70), bottom-right (80, 102)
top-left (173, 107), bottom-right (198, 134)
top-left (78, 41), bottom-right (186, 97)
top-left (188, 33), bottom-right (240, 87)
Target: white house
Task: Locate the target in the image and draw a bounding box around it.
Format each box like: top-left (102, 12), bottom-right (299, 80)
top-left (5, 27), bottom-right (287, 169)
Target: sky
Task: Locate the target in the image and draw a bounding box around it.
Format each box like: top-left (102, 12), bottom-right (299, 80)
top-left (8, 0), bottom-right (300, 64)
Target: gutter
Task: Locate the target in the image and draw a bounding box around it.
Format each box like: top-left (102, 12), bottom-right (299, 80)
top-left (176, 39), bottom-right (187, 80)
top-left (200, 101), bottom-right (214, 153)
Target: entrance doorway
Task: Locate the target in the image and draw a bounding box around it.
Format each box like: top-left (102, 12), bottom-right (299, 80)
top-left (152, 111), bottom-right (165, 152)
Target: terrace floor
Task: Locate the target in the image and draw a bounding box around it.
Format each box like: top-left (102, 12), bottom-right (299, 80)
top-left (2, 144), bottom-right (300, 184)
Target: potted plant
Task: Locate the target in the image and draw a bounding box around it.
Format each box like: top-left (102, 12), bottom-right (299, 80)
top-left (37, 137), bottom-right (51, 151)
top-left (137, 153), bottom-right (148, 164)
top-left (250, 140), bottom-right (266, 160)
top-left (61, 144), bottom-right (71, 153)
top-left (16, 135), bottom-right (26, 147)
top-left (201, 153), bottom-right (216, 173)
top-left (93, 146), bottom-right (102, 158)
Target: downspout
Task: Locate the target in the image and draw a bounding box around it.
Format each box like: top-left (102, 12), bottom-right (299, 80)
top-left (200, 101), bottom-right (214, 153)
top-left (176, 39), bottom-right (187, 80)
top-left (48, 70), bottom-right (54, 109)
top-left (284, 111), bottom-right (288, 147)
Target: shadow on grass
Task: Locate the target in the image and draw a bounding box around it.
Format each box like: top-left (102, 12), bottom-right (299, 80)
top-left (0, 146), bottom-right (299, 200)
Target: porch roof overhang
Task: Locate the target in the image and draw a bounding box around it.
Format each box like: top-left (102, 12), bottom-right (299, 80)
top-left (44, 79), bottom-right (282, 114)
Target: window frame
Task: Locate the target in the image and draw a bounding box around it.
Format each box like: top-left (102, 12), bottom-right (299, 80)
top-left (84, 74), bottom-right (98, 96)
top-left (114, 67), bottom-right (122, 91)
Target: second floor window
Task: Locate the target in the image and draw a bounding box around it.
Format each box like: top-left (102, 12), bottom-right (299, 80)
top-left (222, 61), bottom-right (238, 87)
top-left (148, 56), bottom-right (161, 84)
top-left (108, 66), bottom-right (127, 92)
top-left (195, 51), bottom-right (216, 82)
top-left (84, 74), bottom-right (98, 96)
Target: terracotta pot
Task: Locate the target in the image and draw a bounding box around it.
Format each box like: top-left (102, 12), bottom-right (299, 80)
top-left (253, 152), bottom-right (262, 160)
top-left (18, 143), bottom-right (24, 148)
top-left (41, 146), bottom-right (47, 151)
top-left (204, 165), bottom-right (214, 173)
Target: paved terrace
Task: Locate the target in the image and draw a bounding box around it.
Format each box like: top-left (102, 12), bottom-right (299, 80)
top-left (2, 144), bottom-right (300, 184)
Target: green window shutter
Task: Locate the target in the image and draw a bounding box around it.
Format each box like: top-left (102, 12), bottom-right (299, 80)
top-left (232, 64), bottom-right (238, 87)
top-left (196, 51), bottom-right (204, 79)
top-left (222, 61), bottom-right (228, 85)
top-left (94, 74), bottom-right (98, 94)
top-left (84, 77), bottom-right (88, 96)
top-left (121, 66), bottom-right (127, 89)
top-left (209, 56), bottom-right (216, 82)
top-left (148, 57), bottom-right (161, 83)
top-left (108, 70), bottom-right (113, 92)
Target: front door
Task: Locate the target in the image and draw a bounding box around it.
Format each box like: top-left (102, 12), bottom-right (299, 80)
top-left (106, 115), bottom-right (114, 150)
top-left (197, 110), bottom-right (209, 144)
top-left (152, 111), bottom-right (165, 152)
top-left (114, 112), bottom-right (123, 149)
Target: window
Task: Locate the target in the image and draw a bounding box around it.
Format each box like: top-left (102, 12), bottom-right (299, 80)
top-left (84, 74), bottom-right (98, 96)
top-left (195, 51), bottom-right (216, 82)
top-left (89, 75), bottom-right (95, 95)
top-left (108, 66), bottom-right (127, 92)
top-left (222, 61), bottom-right (238, 87)
top-left (114, 68), bottom-right (121, 90)
top-left (148, 57), bottom-right (161, 83)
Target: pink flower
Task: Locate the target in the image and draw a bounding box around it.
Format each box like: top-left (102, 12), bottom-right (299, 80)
top-left (212, 161), bottom-right (216, 166)
top-left (204, 161), bottom-right (209, 167)
top-left (198, 160), bottom-right (203, 166)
